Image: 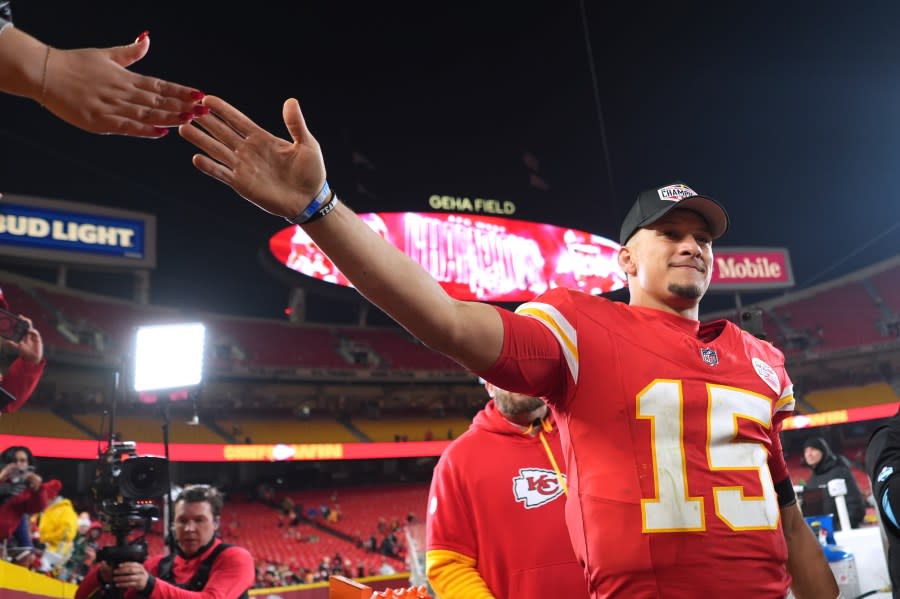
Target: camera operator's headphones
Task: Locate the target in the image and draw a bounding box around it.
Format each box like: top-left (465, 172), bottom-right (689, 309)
top-left (1, 446), bottom-right (34, 467)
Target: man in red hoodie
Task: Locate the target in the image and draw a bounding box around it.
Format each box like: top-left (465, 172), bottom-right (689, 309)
top-left (75, 484), bottom-right (254, 599)
top-left (0, 288), bottom-right (45, 414)
top-left (426, 382), bottom-right (589, 598)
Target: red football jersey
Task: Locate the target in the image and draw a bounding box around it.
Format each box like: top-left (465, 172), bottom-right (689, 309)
top-left (427, 401), bottom-right (590, 599)
top-left (481, 288), bottom-right (795, 599)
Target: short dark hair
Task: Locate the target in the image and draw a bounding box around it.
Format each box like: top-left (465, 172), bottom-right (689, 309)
top-left (175, 484), bottom-right (223, 518)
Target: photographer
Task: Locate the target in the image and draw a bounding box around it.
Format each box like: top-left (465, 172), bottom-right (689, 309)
top-left (76, 484), bottom-right (254, 599)
top-left (0, 288), bottom-right (45, 414)
top-left (0, 446), bottom-right (61, 548)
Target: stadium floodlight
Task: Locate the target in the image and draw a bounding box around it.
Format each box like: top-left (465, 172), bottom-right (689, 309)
top-left (133, 323), bottom-right (206, 392)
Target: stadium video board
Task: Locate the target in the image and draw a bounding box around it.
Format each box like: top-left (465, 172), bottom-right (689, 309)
top-left (269, 212), bottom-right (626, 302)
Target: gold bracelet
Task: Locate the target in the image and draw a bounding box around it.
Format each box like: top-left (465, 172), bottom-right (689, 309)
top-left (39, 45), bottom-right (50, 106)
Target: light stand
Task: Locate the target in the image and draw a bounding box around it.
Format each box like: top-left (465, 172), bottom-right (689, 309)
top-left (132, 322), bottom-right (207, 550)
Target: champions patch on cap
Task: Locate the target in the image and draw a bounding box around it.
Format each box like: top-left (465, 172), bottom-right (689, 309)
top-left (619, 181), bottom-right (730, 245)
top-left (657, 184), bottom-right (699, 202)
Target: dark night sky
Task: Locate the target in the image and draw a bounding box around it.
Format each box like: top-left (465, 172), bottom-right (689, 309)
top-left (1, 1), bottom-right (898, 322)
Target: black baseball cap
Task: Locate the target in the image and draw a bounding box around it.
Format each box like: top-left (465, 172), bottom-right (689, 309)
top-left (619, 182), bottom-right (729, 246)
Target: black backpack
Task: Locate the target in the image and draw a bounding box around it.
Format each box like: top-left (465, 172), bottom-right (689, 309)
top-left (156, 543), bottom-right (249, 599)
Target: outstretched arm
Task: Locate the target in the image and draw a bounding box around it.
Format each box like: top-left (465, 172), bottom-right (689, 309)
top-left (0, 25), bottom-right (203, 138)
top-left (179, 96), bottom-right (504, 372)
top-left (782, 502), bottom-right (840, 599)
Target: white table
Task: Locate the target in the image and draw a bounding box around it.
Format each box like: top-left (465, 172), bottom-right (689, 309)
top-left (833, 525), bottom-right (891, 597)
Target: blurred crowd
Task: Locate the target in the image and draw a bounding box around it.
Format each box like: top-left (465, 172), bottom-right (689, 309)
top-left (0, 445), bottom-right (102, 583)
top-left (248, 490), bottom-right (408, 588)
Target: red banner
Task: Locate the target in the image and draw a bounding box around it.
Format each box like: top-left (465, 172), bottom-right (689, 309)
top-left (270, 212), bottom-right (625, 302)
top-left (0, 435), bottom-right (451, 462)
top-left (782, 402), bottom-right (899, 430)
top-left (710, 247), bottom-right (794, 290)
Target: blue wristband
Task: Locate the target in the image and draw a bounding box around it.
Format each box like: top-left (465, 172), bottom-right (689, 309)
top-left (287, 181), bottom-right (331, 224)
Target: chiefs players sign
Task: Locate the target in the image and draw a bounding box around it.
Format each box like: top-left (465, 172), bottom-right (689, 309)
top-left (710, 247), bottom-right (794, 291)
top-left (782, 402), bottom-right (899, 430)
top-left (270, 212), bottom-right (625, 302)
top-left (0, 435), bottom-right (451, 461)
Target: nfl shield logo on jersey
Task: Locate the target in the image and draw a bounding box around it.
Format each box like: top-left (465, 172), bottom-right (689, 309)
top-left (513, 468), bottom-right (566, 509)
top-left (700, 347), bottom-right (718, 366)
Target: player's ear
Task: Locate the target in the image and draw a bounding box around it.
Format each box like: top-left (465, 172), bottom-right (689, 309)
top-left (618, 244), bottom-right (638, 277)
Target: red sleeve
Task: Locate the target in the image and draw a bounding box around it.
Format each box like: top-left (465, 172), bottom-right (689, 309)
top-left (767, 360), bottom-right (795, 485)
top-left (1, 357), bottom-right (45, 413)
top-left (75, 557), bottom-right (163, 599)
top-left (150, 546), bottom-right (256, 599)
top-left (477, 288), bottom-right (576, 406)
top-left (426, 447), bottom-right (477, 559)
top-left (768, 424), bottom-right (789, 484)
top-left (1, 480), bottom-right (56, 518)
top-left (74, 564), bottom-right (106, 599)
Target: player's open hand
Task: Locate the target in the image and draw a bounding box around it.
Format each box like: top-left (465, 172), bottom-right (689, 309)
top-left (179, 96), bottom-right (327, 221)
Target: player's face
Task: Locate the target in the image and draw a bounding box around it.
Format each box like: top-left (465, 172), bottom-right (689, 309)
top-left (622, 209), bottom-right (713, 310)
top-left (174, 500), bottom-right (218, 555)
top-left (804, 446), bottom-right (823, 467)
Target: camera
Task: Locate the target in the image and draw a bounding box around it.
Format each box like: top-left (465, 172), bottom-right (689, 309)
top-left (0, 307), bottom-right (28, 343)
top-left (91, 441), bottom-right (169, 566)
top-left (740, 308), bottom-right (766, 340)
top-left (8, 465), bottom-right (34, 485)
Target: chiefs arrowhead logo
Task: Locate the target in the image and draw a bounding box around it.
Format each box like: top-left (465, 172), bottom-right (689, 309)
top-left (513, 468), bottom-right (566, 509)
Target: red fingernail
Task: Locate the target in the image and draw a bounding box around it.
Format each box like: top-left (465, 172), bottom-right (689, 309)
top-left (134, 30), bottom-right (150, 44)
top-left (193, 105), bottom-right (210, 117)
top-left (190, 91), bottom-right (205, 101)
top-left (154, 128), bottom-right (170, 138)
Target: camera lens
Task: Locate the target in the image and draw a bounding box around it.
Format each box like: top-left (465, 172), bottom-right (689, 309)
top-left (119, 456), bottom-right (169, 499)
top-left (130, 463), bottom-right (156, 490)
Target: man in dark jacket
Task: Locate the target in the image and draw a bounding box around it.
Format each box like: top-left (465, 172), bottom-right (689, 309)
top-left (802, 436), bottom-right (867, 529)
top-left (866, 408), bottom-right (900, 598)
